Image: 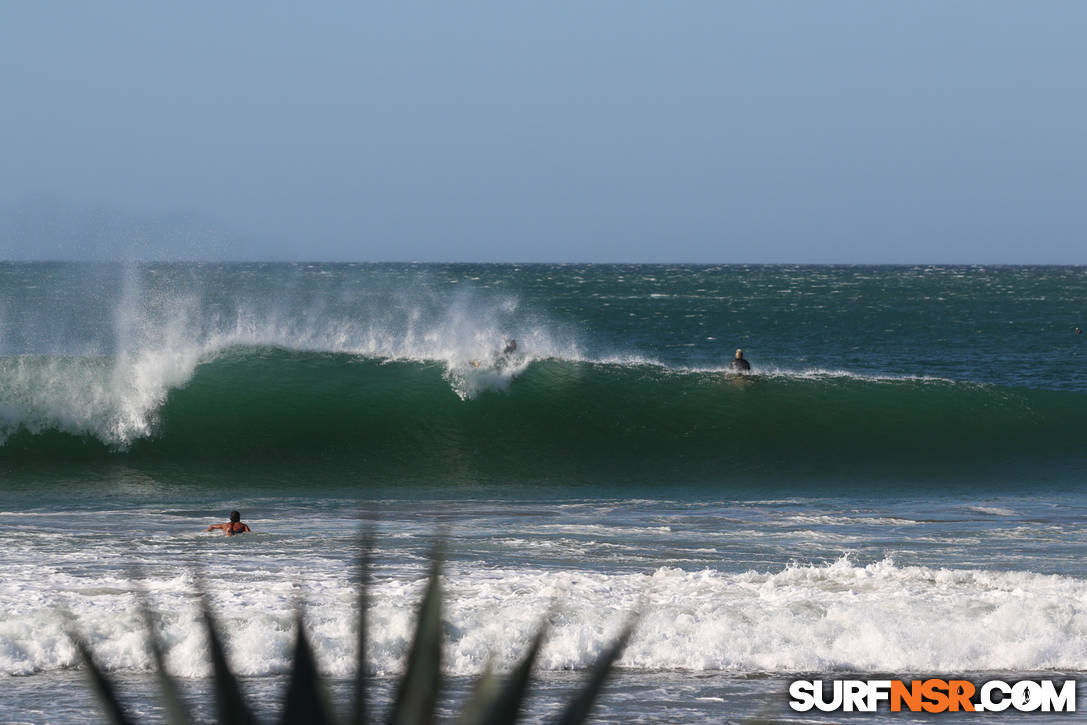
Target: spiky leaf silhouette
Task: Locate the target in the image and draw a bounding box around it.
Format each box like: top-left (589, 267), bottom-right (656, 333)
top-left (350, 532), bottom-right (373, 725)
top-left (78, 536), bottom-right (636, 725)
top-left (455, 661), bottom-right (501, 725)
top-left (554, 615), bottom-right (638, 725)
top-left (138, 598), bottom-right (192, 725)
top-left (471, 625), bottom-right (547, 725)
top-left (73, 636), bottom-right (135, 725)
top-left (387, 552), bottom-right (443, 725)
top-left (200, 597), bottom-right (258, 725)
top-left (281, 615), bottom-right (335, 725)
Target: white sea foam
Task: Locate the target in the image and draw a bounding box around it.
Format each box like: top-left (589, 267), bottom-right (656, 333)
top-left (679, 362), bottom-right (961, 386)
top-left (785, 515), bottom-right (919, 527)
top-left (4, 557), bottom-right (1087, 678)
top-left (0, 270), bottom-right (583, 443)
top-left (588, 355), bottom-right (965, 388)
top-left (965, 506), bottom-right (1018, 517)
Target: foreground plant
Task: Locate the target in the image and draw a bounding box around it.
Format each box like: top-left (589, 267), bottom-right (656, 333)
top-left (74, 542), bottom-right (636, 724)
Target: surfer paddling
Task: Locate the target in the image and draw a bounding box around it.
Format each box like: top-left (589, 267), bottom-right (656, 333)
top-left (728, 348), bottom-right (751, 372)
top-left (206, 510), bottom-right (251, 536)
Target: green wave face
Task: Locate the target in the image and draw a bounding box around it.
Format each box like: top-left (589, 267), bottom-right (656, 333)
top-left (2, 348), bottom-right (1086, 488)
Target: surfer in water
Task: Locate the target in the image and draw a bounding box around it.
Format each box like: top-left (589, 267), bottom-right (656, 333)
top-left (728, 348), bottom-right (751, 372)
top-left (471, 338), bottom-right (518, 368)
top-left (206, 510), bottom-right (251, 536)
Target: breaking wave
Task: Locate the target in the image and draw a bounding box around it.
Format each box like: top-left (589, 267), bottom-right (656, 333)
top-left (2, 347), bottom-right (1085, 487)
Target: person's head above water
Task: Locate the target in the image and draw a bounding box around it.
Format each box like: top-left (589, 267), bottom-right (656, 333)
top-left (735, 348), bottom-right (744, 359)
top-left (206, 510), bottom-right (250, 535)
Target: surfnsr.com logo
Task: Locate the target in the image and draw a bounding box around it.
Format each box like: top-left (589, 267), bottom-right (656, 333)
top-left (789, 679), bottom-right (1076, 713)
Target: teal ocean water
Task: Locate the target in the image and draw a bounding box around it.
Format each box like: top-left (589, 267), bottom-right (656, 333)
top-left (2, 263), bottom-right (1086, 722)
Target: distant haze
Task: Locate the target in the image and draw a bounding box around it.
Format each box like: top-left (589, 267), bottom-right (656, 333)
top-left (2, 2), bottom-right (1085, 263)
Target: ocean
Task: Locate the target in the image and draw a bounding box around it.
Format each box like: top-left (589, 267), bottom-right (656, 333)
top-left (1, 263), bottom-right (1085, 723)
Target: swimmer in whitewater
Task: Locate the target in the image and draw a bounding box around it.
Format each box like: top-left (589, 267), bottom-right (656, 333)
top-left (728, 348), bottom-right (751, 372)
top-left (206, 510), bottom-right (251, 536)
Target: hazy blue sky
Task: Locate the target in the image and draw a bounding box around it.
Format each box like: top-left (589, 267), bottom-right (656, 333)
top-left (2, 2), bottom-right (1085, 262)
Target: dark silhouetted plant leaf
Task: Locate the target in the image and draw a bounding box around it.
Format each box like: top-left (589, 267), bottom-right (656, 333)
top-left (77, 533), bottom-right (638, 725)
top-left (387, 549), bottom-right (443, 725)
top-left (137, 597), bottom-right (191, 725)
top-left (280, 613), bottom-right (334, 725)
top-left (553, 615), bottom-right (638, 725)
top-left (200, 596), bottom-right (258, 725)
top-left (454, 660), bottom-right (499, 725)
top-left (473, 625), bottom-right (547, 725)
top-left (350, 531), bottom-right (373, 725)
top-left (72, 635), bottom-right (134, 725)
